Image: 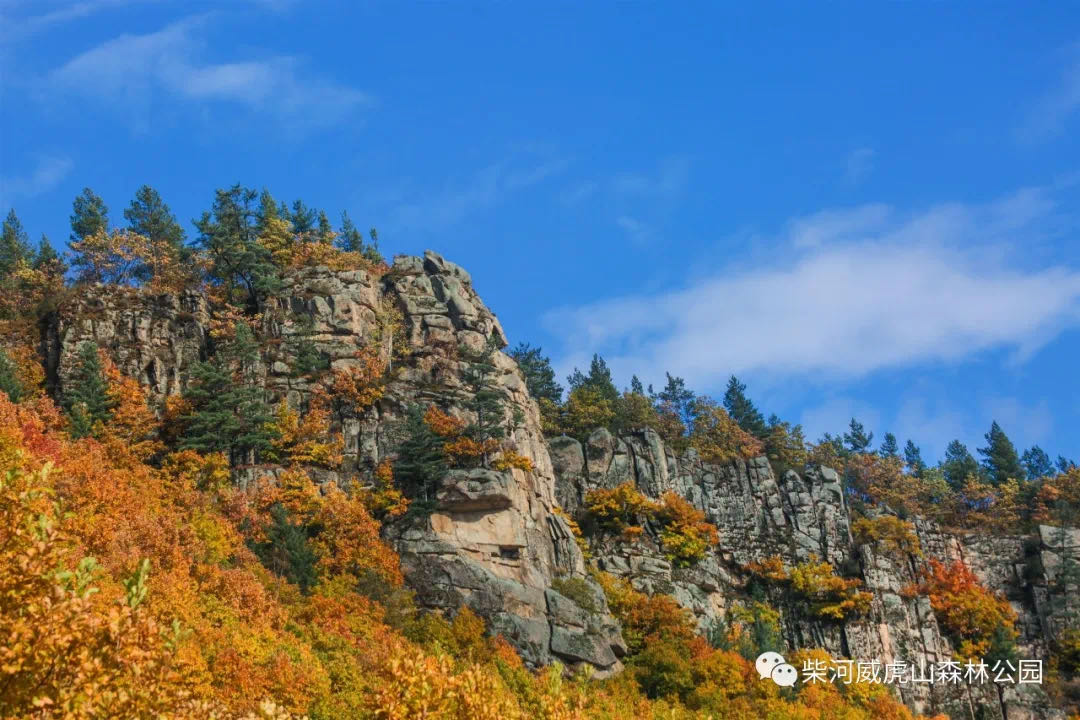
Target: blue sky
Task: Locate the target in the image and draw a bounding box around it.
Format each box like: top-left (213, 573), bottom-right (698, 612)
top-left (2, 1), bottom-right (1079, 463)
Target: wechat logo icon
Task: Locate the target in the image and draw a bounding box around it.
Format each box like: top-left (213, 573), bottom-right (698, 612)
top-left (756, 652), bottom-right (798, 687)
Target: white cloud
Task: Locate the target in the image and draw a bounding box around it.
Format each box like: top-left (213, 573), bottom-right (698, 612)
top-left (787, 204), bottom-right (891, 248)
top-left (43, 16), bottom-right (370, 128)
top-left (0, 155), bottom-right (73, 206)
top-left (545, 188), bottom-right (1080, 393)
top-left (385, 155), bottom-right (568, 233)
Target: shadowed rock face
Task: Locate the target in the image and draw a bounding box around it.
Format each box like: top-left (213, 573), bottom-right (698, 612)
top-left (47, 252), bottom-right (1071, 716)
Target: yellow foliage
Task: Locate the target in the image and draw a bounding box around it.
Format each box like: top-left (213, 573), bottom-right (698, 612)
top-left (689, 398), bottom-right (764, 465)
top-left (584, 481), bottom-right (659, 533)
top-left (264, 400), bottom-right (344, 468)
top-left (747, 555), bottom-right (872, 620)
top-left (561, 386), bottom-right (615, 439)
top-left (852, 515), bottom-right (922, 558)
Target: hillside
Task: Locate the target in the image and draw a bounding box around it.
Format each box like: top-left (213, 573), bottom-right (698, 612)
top-left (1, 195), bottom-right (1078, 719)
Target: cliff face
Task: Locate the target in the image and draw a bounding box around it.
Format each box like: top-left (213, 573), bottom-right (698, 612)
top-left (46, 252), bottom-right (1070, 718)
top-left (552, 427), bottom-right (1066, 719)
top-left (48, 251), bottom-right (625, 675)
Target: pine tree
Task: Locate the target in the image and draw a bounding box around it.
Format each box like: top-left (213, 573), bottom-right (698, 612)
top-left (878, 432), bottom-right (899, 459)
top-left (658, 372), bottom-right (696, 432)
top-left (179, 322), bottom-right (276, 464)
top-left (942, 439), bottom-right (981, 490)
top-left (460, 335), bottom-right (507, 460)
top-left (508, 342), bottom-right (563, 404)
top-left (842, 417), bottom-right (873, 453)
top-left (249, 504), bottom-right (319, 593)
top-left (1, 209), bottom-right (32, 278)
top-left (316, 211), bottom-right (334, 244)
top-left (124, 185), bottom-right (185, 252)
top-left (0, 349), bottom-right (24, 402)
top-left (723, 376), bottom-right (767, 439)
top-left (393, 404), bottom-right (448, 509)
top-left (566, 354), bottom-right (619, 406)
top-left (978, 421), bottom-right (1025, 485)
top-left (32, 235), bottom-right (65, 273)
top-left (69, 187), bottom-right (109, 243)
top-left (289, 199), bottom-right (316, 237)
top-left (1021, 445), bottom-right (1055, 480)
top-left (630, 375), bottom-right (645, 395)
top-left (289, 318), bottom-right (330, 376)
top-left (63, 342), bottom-right (112, 439)
top-left (1060, 456), bottom-right (1079, 474)
top-left (904, 440), bottom-right (926, 476)
top-left (195, 185), bottom-right (280, 312)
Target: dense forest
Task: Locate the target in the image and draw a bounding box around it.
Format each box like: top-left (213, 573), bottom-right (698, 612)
top-left (2, 185), bottom-right (1077, 719)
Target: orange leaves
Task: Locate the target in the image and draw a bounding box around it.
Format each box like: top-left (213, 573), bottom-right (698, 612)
top-left (98, 358), bottom-right (163, 463)
top-left (914, 559), bottom-right (1018, 661)
top-left (689, 397), bottom-right (764, 465)
top-left (584, 481), bottom-right (659, 533)
top-left (264, 400), bottom-right (344, 468)
top-left (0, 465), bottom-right (205, 719)
top-left (425, 405), bottom-right (466, 437)
top-left (313, 347), bottom-right (386, 421)
top-left (423, 403), bottom-right (533, 473)
top-left (592, 570), bottom-right (696, 654)
top-left (359, 459), bottom-right (409, 519)
top-left (656, 491), bottom-right (719, 567)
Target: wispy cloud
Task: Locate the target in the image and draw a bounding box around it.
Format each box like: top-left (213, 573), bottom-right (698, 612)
top-left (41, 15), bottom-right (370, 130)
top-left (611, 155), bottom-right (691, 201)
top-left (384, 155), bottom-right (569, 234)
top-left (0, 155), bottom-right (73, 207)
top-left (545, 187), bottom-right (1080, 391)
top-left (1020, 42), bottom-right (1080, 142)
top-left (845, 147), bottom-right (875, 184)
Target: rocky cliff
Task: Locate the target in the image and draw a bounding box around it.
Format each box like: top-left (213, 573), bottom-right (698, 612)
top-left (46, 252), bottom-right (1072, 718)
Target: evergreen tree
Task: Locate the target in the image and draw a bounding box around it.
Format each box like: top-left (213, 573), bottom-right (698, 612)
top-left (1, 209), bottom-right (32, 278)
top-left (0, 349), bottom-right (24, 402)
top-left (977, 421), bottom-right (1025, 485)
top-left (289, 199), bottom-right (316, 237)
top-left (179, 322), bottom-right (277, 464)
top-left (508, 342), bottom-right (563, 404)
top-left (393, 404), bottom-right (448, 509)
top-left (336, 213), bottom-right (384, 264)
top-left (69, 187), bottom-right (109, 242)
top-left (316, 210), bottom-right (334, 244)
top-left (903, 439), bottom-right (926, 476)
top-left (460, 335), bottom-right (507, 460)
top-left (942, 439), bottom-right (980, 490)
top-left (1060, 456), bottom-right (1079, 474)
top-left (249, 504), bottom-right (319, 594)
top-left (878, 432), bottom-right (899, 459)
top-left (630, 375), bottom-right (645, 396)
top-left (566, 354), bottom-right (619, 405)
top-left (658, 372), bottom-right (696, 432)
top-left (195, 185), bottom-right (280, 312)
top-left (289, 318), bottom-right (330, 376)
top-left (723, 375), bottom-right (767, 438)
top-left (842, 417), bottom-right (873, 454)
top-left (63, 342), bottom-right (112, 439)
top-left (32, 235), bottom-right (65, 273)
top-left (1021, 445), bottom-right (1055, 480)
top-left (123, 185), bottom-right (185, 251)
